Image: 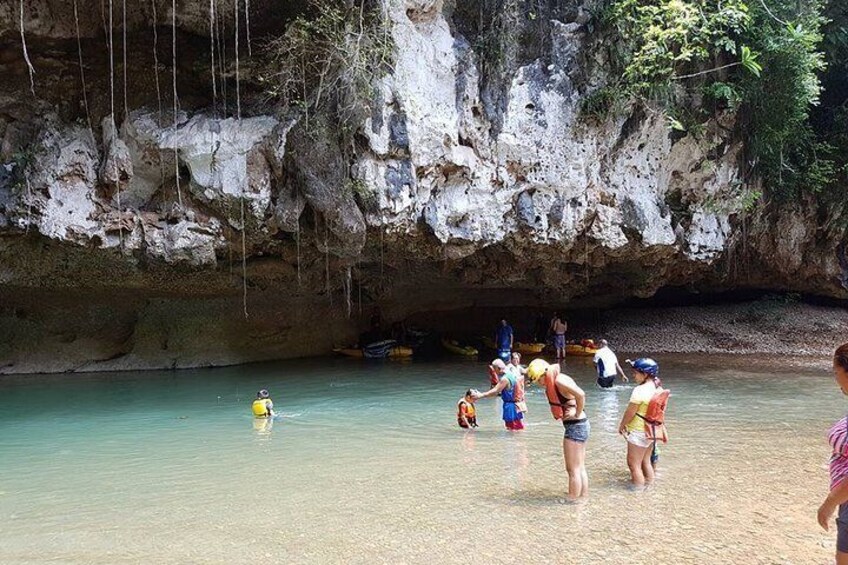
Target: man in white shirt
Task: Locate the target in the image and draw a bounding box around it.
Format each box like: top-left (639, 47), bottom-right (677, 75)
top-left (593, 339), bottom-right (628, 388)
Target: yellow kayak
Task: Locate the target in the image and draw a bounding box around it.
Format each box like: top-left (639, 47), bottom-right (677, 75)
top-left (442, 338), bottom-right (479, 356)
top-left (514, 342), bottom-right (545, 355)
top-left (566, 343), bottom-right (599, 357)
top-left (481, 337), bottom-right (543, 355)
top-left (333, 346), bottom-right (413, 358)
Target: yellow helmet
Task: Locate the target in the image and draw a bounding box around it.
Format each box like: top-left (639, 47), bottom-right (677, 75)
top-left (526, 359), bottom-right (550, 383)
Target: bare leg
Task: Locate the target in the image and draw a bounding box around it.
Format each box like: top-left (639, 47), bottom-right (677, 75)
top-left (837, 550), bottom-right (848, 565)
top-left (641, 446), bottom-right (655, 485)
top-left (579, 449), bottom-right (589, 498)
top-left (626, 442), bottom-right (650, 487)
top-left (563, 437), bottom-right (587, 500)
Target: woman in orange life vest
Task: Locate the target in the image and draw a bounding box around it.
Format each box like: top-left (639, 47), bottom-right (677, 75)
top-left (457, 389), bottom-right (479, 429)
top-left (473, 359), bottom-right (525, 430)
top-left (526, 359), bottom-right (589, 501)
top-left (617, 358), bottom-right (669, 488)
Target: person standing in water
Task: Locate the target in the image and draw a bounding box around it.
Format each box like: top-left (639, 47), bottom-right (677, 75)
top-left (618, 358), bottom-right (662, 488)
top-left (818, 343), bottom-right (848, 564)
top-left (593, 339), bottom-right (628, 388)
top-left (457, 389), bottom-right (479, 429)
top-left (550, 313), bottom-right (568, 361)
top-left (495, 319), bottom-right (514, 363)
top-left (527, 359), bottom-right (589, 501)
top-left (252, 389), bottom-right (274, 418)
top-left (509, 352), bottom-right (528, 415)
top-left (474, 359), bottom-right (524, 430)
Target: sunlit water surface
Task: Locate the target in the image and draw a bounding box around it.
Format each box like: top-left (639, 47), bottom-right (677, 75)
top-left (0, 355), bottom-right (841, 564)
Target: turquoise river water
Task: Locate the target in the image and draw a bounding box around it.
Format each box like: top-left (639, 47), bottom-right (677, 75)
top-left (0, 354), bottom-right (842, 564)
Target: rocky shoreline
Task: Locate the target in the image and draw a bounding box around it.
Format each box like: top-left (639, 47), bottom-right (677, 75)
top-left (601, 300), bottom-right (847, 360)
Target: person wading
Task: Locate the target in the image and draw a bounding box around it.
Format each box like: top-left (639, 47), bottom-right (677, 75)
top-left (474, 359), bottom-right (524, 430)
top-left (818, 342), bottom-right (848, 564)
top-left (527, 359), bottom-right (589, 501)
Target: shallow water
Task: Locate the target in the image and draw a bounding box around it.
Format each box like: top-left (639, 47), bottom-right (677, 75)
top-left (0, 354), bottom-right (841, 564)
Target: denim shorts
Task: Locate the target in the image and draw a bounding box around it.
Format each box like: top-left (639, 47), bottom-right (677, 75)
top-left (838, 504), bottom-right (848, 553)
top-left (563, 419), bottom-right (590, 443)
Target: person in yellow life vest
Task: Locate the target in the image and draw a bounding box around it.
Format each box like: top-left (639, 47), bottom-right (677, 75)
top-left (618, 358), bottom-right (668, 488)
top-left (457, 389), bottom-right (478, 429)
top-left (252, 389), bottom-right (274, 418)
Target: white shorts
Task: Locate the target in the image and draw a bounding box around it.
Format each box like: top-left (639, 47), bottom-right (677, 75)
top-left (625, 430), bottom-right (651, 448)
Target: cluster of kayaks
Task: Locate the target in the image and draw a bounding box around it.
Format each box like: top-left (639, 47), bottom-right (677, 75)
top-left (334, 337), bottom-right (600, 359)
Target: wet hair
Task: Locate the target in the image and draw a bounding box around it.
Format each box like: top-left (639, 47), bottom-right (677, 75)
top-left (836, 343), bottom-right (848, 372)
top-left (465, 389), bottom-right (474, 398)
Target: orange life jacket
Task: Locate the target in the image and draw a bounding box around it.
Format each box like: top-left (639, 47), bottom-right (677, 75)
top-left (457, 399), bottom-right (476, 426)
top-left (543, 367), bottom-right (575, 420)
top-left (639, 388), bottom-right (670, 443)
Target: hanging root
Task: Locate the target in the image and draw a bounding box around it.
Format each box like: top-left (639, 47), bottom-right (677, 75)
top-left (235, 0), bottom-right (247, 319)
top-left (325, 222), bottom-right (331, 304)
top-left (217, 0), bottom-right (227, 114)
top-left (209, 0), bottom-right (217, 113)
top-left (234, 0), bottom-right (241, 119)
top-left (172, 0), bottom-right (182, 207)
top-left (296, 215), bottom-right (301, 287)
top-left (345, 267), bottom-right (352, 318)
top-left (356, 260), bottom-right (362, 316)
top-left (122, 0), bottom-right (128, 122)
top-left (245, 0), bottom-right (252, 56)
top-left (73, 0), bottom-right (93, 133)
top-left (108, 0), bottom-right (114, 118)
top-left (240, 197), bottom-right (249, 319)
top-left (19, 0), bottom-right (35, 95)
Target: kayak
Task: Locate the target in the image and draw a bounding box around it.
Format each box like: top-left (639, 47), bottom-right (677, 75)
top-left (566, 343), bottom-right (599, 356)
top-left (334, 339), bottom-right (414, 359)
top-left (514, 342), bottom-right (545, 355)
top-left (442, 338), bottom-right (478, 356)
top-left (333, 347), bottom-right (413, 358)
top-left (481, 337), bottom-right (543, 355)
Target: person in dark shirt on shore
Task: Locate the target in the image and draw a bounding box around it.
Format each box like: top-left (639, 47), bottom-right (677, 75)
top-left (495, 319), bottom-right (514, 362)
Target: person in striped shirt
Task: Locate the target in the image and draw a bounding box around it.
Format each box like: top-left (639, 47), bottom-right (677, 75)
top-left (818, 342), bottom-right (848, 564)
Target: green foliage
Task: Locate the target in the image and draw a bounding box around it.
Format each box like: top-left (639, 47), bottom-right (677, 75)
top-left (702, 183), bottom-right (762, 214)
top-left (594, 0), bottom-right (841, 201)
top-left (579, 86), bottom-right (625, 122)
top-left (259, 0), bottom-right (392, 135)
top-left (703, 81), bottom-right (742, 108)
top-left (607, 0), bottom-right (753, 94)
top-left (741, 3), bottom-right (829, 200)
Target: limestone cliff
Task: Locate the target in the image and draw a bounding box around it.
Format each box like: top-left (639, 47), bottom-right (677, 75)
top-left (0, 0), bottom-right (844, 373)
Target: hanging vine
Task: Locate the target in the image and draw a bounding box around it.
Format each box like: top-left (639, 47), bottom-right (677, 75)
top-left (235, 0), bottom-right (248, 319)
top-left (19, 0), bottom-right (35, 95)
top-left (172, 0), bottom-right (183, 207)
top-left (122, 0), bottom-right (128, 121)
top-left (73, 0), bottom-right (93, 133)
top-left (209, 0), bottom-right (217, 113)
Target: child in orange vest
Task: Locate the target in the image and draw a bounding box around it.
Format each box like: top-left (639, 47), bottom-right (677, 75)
top-left (457, 389), bottom-right (478, 429)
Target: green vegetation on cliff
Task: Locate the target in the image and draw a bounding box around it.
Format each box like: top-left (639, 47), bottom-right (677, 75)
top-left (592, 0), bottom-right (847, 202)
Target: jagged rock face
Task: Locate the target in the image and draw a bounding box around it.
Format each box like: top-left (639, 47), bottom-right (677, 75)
top-left (0, 0), bottom-right (845, 373)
